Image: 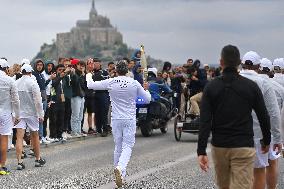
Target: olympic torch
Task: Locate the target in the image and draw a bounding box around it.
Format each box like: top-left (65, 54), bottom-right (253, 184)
top-left (140, 45), bottom-right (148, 82)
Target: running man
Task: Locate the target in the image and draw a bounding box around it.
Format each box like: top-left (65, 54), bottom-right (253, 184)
top-left (0, 59), bottom-right (20, 175)
top-left (86, 60), bottom-right (151, 188)
top-left (14, 64), bottom-right (46, 170)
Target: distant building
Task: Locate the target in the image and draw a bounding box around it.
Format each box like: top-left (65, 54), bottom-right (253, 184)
top-left (56, 0), bottom-right (123, 58)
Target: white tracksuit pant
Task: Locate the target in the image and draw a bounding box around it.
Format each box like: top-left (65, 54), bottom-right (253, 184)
top-left (112, 119), bottom-right (136, 177)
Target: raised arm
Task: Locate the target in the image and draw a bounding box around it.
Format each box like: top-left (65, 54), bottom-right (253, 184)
top-left (86, 73), bottom-right (110, 90)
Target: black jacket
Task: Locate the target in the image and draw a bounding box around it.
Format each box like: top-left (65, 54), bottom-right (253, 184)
top-left (51, 75), bottom-right (65, 103)
top-left (93, 69), bottom-right (109, 95)
top-left (71, 70), bottom-right (86, 98)
top-left (197, 67), bottom-right (271, 156)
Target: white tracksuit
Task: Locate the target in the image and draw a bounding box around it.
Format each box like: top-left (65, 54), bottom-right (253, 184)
top-left (14, 75), bottom-right (44, 131)
top-left (86, 75), bottom-right (151, 177)
top-left (0, 70), bottom-right (20, 135)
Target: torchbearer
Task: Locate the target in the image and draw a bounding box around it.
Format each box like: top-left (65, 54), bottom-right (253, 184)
top-left (86, 60), bottom-right (151, 188)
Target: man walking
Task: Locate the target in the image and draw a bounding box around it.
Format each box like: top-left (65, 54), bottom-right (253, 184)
top-left (14, 64), bottom-right (46, 170)
top-left (240, 52), bottom-right (282, 189)
top-left (86, 60), bottom-right (151, 188)
top-left (197, 45), bottom-right (271, 189)
top-left (0, 59), bottom-right (20, 175)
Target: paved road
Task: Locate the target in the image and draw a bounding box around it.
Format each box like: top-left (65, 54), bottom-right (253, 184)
top-left (3, 121), bottom-right (284, 189)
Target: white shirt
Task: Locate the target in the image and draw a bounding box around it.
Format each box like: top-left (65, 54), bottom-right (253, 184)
top-left (43, 71), bottom-right (52, 96)
top-left (15, 75), bottom-right (44, 119)
top-left (0, 71), bottom-right (20, 118)
top-left (240, 70), bottom-right (281, 143)
top-left (86, 75), bottom-right (151, 120)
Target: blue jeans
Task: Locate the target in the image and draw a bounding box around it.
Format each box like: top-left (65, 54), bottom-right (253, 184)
top-left (71, 97), bottom-right (85, 134)
top-left (39, 100), bottom-right (47, 139)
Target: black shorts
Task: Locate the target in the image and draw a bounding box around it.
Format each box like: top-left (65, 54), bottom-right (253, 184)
top-left (84, 97), bottom-right (95, 113)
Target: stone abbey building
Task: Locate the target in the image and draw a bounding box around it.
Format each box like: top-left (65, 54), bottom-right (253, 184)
top-left (56, 0), bottom-right (123, 58)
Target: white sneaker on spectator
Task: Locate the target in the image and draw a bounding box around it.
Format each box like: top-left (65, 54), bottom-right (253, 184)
top-left (66, 133), bottom-right (73, 139)
top-left (23, 141), bottom-right (27, 147)
top-left (46, 137), bottom-right (55, 142)
top-left (41, 138), bottom-right (51, 144)
top-left (81, 133), bottom-right (87, 137)
top-left (62, 132), bottom-right (68, 140)
top-left (54, 138), bottom-right (60, 142)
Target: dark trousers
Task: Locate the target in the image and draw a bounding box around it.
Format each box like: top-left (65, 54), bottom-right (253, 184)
top-left (49, 102), bottom-right (65, 139)
top-left (94, 94), bottom-right (109, 133)
top-left (64, 98), bottom-right (72, 132)
top-left (43, 95), bottom-right (51, 137)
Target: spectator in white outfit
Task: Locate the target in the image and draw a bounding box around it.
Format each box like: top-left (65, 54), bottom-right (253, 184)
top-left (14, 64), bottom-right (46, 170)
top-left (240, 52), bottom-right (282, 189)
top-left (86, 60), bottom-right (151, 188)
top-left (0, 59), bottom-right (20, 175)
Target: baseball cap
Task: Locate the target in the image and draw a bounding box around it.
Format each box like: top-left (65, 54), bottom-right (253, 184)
top-left (0, 59), bottom-right (9, 68)
top-left (242, 51), bottom-right (261, 65)
top-left (148, 67), bottom-right (158, 77)
top-left (260, 58), bottom-right (273, 72)
top-left (21, 58), bottom-right (30, 65)
top-left (71, 58), bottom-right (80, 65)
top-left (21, 64), bottom-right (33, 73)
top-left (273, 58), bottom-right (284, 69)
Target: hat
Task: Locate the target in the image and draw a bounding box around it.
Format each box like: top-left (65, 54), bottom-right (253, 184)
top-left (21, 58), bottom-right (30, 65)
top-left (273, 58), bottom-right (284, 69)
top-left (21, 64), bottom-right (33, 73)
top-left (0, 59), bottom-right (9, 68)
top-left (116, 60), bottom-right (128, 75)
top-left (242, 51), bottom-right (261, 65)
top-left (71, 58), bottom-right (80, 65)
top-left (148, 67), bottom-right (158, 77)
top-left (260, 58), bottom-right (272, 72)
top-left (204, 64), bottom-right (209, 68)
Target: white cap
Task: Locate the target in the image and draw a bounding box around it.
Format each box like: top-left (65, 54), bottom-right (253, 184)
top-left (0, 59), bottom-right (9, 68)
top-left (260, 58), bottom-right (273, 71)
top-left (148, 67), bottom-right (158, 77)
top-left (242, 51), bottom-right (261, 65)
top-left (21, 58), bottom-right (30, 65)
top-left (273, 58), bottom-right (284, 69)
top-left (21, 64), bottom-right (33, 73)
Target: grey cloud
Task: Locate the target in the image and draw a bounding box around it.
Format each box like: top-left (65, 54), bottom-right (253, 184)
top-left (0, 0), bottom-right (283, 65)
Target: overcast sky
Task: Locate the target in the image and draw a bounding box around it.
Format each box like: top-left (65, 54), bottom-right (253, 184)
top-left (0, 0), bottom-right (283, 65)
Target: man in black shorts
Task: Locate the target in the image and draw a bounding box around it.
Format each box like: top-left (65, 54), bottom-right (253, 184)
top-left (82, 58), bottom-right (96, 134)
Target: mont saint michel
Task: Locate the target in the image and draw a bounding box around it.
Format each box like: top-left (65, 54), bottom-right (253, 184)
top-left (35, 0), bottom-right (129, 62)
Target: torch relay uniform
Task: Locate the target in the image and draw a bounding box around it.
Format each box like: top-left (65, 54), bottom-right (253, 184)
top-left (14, 75), bottom-right (44, 131)
top-left (240, 70), bottom-right (281, 168)
top-left (86, 74), bottom-right (151, 178)
top-left (0, 70), bottom-right (20, 135)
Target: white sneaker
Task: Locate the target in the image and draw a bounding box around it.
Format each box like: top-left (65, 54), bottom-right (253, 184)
top-left (54, 138), bottom-right (59, 142)
top-left (41, 138), bottom-right (51, 144)
top-left (23, 141), bottom-right (27, 147)
top-left (114, 166), bottom-right (123, 188)
top-left (46, 137), bottom-right (55, 142)
top-left (62, 132), bottom-right (68, 140)
top-left (81, 133), bottom-right (87, 137)
top-left (66, 133), bottom-right (73, 139)
top-left (10, 144), bottom-right (15, 149)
